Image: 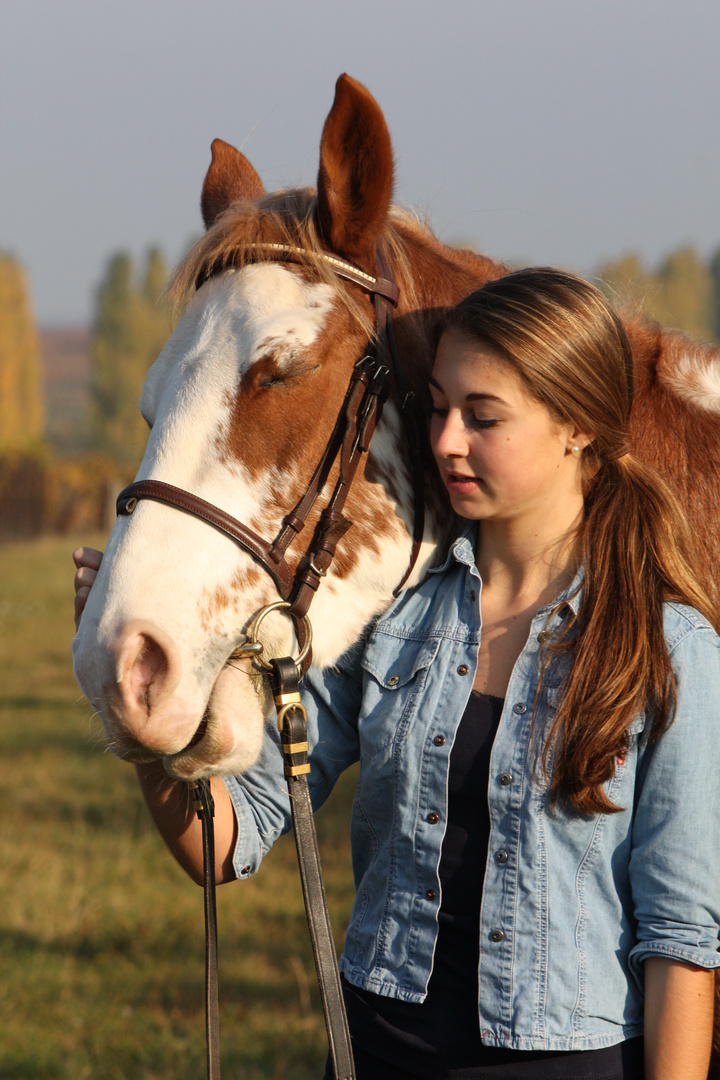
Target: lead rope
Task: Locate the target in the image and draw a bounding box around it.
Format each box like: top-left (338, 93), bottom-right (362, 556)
top-left (192, 662), bottom-right (355, 1080)
top-left (191, 778), bottom-right (222, 1080)
top-left (270, 656), bottom-right (356, 1080)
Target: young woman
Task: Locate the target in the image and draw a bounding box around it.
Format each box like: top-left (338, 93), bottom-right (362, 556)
top-left (74, 268), bottom-right (720, 1079)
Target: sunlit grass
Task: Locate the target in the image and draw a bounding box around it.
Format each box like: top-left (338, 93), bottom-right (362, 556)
top-left (0, 534), bottom-right (356, 1078)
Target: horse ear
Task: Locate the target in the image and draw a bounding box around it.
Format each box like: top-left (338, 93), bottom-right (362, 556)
top-left (201, 138), bottom-right (266, 229)
top-left (315, 74), bottom-right (394, 268)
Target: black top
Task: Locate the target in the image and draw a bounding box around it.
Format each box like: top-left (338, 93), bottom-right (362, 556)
top-left (339, 692), bottom-right (643, 1079)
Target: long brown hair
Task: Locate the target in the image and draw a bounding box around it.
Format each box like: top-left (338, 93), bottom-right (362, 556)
top-left (446, 268), bottom-right (718, 815)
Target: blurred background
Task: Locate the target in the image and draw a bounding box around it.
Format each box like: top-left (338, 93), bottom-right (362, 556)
top-left (1, 1), bottom-right (718, 1076)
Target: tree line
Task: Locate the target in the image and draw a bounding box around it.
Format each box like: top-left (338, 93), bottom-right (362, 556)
top-left (598, 246), bottom-right (720, 345)
top-left (90, 248), bottom-right (174, 464)
top-left (1, 242), bottom-right (720, 468)
top-left (0, 248), bottom-right (173, 536)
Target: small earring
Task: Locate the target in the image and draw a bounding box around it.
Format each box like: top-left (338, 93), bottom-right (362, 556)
top-left (570, 445), bottom-right (581, 456)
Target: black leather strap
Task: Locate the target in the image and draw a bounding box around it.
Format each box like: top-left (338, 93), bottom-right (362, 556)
top-left (271, 658), bottom-right (356, 1080)
top-left (193, 779), bottom-right (221, 1080)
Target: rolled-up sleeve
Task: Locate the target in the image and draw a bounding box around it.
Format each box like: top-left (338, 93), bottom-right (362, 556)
top-left (628, 613), bottom-right (720, 979)
top-left (224, 645), bottom-right (364, 880)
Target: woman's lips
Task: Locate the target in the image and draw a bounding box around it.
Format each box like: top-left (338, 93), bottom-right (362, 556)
top-left (444, 471), bottom-right (482, 494)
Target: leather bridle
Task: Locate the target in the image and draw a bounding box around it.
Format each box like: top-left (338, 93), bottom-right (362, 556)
top-left (114, 245), bottom-right (426, 1080)
top-left (117, 244), bottom-right (425, 664)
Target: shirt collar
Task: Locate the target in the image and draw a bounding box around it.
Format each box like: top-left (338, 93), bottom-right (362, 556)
top-left (427, 522), bottom-right (479, 575)
top-left (537, 565), bottom-right (585, 617)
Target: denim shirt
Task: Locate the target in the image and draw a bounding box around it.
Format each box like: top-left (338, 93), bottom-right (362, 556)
top-left (225, 528), bottom-right (720, 1051)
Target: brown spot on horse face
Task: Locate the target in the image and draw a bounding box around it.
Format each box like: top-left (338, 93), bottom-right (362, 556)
top-left (199, 563), bottom-right (265, 635)
top-left (222, 292), bottom-right (371, 495)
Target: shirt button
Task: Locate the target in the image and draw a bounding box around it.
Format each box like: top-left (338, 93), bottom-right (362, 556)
top-left (495, 849), bottom-right (509, 863)
top-left (433, 735), bottom-right (446, 747)
top-left (240, 865), bottom-right (251, 875)
top-left (537, 631), bottom-right (549, 644)
top-left (499, 772), bottom-right (513, 786)
top-left (427, 812), bottom-right (439, 825)
top-left (457, 664), bottom-right (469, 676)
top-left (426, 889), bottom-right (437, 901)
top-left (490, 929), bottom-right (505, 943)
top-left (469, 590), bottom-right (477, 601)
top-left (513, 702), bottom-right (527, 715)
top-left (387, 675), bottom-right (399, 686)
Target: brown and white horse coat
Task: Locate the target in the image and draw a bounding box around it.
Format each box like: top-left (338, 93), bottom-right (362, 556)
top-left (73, 74), bottom-right (720, 786)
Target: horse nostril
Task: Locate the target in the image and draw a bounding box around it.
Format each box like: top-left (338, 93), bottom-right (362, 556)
top-left (125, 633), bottom-right (170, 716)
top-left (106, 624), bottom-right (193, 756)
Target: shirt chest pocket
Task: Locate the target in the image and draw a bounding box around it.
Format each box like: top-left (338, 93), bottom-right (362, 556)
top-left (358, 633), bottom-right (442, 762)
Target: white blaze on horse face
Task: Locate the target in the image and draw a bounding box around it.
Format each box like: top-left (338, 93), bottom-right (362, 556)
top-left (140, 264), bottom-right (336, 480)
top-left (73, 265), bottom-right (337, 775)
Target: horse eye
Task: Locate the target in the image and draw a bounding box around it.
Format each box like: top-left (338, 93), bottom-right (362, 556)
top-left (257, 361), bottom-right (320, 389)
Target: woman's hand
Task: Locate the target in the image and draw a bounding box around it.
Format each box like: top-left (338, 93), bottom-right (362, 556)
top-left (73, 547), bottom-right (103, 628)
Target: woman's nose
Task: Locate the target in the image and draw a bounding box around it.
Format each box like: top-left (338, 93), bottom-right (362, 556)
top-left (431, 411), bottom-right (468, 458)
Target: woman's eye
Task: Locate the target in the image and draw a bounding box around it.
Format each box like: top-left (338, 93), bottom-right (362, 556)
top-left (472, 417), bottom-right (499, 428)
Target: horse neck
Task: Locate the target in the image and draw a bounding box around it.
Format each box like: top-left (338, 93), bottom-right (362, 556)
top-left (391, 226), bottom-right (508, 382)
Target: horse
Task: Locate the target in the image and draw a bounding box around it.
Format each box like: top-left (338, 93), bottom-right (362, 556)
top-left (72, 71), bottom-right (720, 1065)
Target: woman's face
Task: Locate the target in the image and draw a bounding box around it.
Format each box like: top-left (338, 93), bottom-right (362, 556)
top-left (429, 329), bottom-right (585, 527)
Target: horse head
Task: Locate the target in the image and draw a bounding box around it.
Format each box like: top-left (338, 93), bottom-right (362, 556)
top-left (72, 75), bottom-right (484, 779)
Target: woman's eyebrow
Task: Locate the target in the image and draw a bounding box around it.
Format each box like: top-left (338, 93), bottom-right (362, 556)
top-left (428, 375), bottom-right (510, 406)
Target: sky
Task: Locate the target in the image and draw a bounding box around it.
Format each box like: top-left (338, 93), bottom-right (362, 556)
top-left (1, 0), bottom-right (719, 327)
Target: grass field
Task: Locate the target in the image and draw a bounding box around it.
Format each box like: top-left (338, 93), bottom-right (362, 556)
top-left (0, 535), bottom-right (357, 1079)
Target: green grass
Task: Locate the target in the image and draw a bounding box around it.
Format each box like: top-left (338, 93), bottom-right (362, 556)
top-left (0, 535), bottom-right (357, 1078)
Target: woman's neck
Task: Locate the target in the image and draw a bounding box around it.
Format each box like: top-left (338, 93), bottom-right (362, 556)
top-left (475, 507), bottom-right (583, 609)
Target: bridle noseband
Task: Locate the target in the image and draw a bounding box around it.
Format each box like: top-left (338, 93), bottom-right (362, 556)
top-left (116, 244), bottom-right (425, 669)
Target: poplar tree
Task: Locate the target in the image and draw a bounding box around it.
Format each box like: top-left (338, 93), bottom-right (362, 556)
top-left (599, 246), bottom-right (719, 344)
top-left (709, 246), bottom-right (720, 344)
top-left (652, 246), bottom-right (715, 343)
top-left (597, 254), bottom-right (655, 316)
top-left (91, 248), bottom-right (172, 464)
top-left (0, 253), bottom-right (45, 449)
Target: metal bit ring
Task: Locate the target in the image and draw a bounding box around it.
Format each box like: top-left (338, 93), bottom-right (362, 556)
top-left (245, 601), bottom-right (313, 674)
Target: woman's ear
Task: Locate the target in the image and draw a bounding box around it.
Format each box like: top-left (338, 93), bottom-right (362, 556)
top-left (565, 426), bottom-right (595, 455)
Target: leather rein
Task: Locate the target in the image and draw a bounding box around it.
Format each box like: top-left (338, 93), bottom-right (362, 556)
top-left (115, 245), bottom-right (426, 1079)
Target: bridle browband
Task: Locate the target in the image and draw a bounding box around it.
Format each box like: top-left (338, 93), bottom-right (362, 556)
top-left (116, 243), bottom-right (425, 664)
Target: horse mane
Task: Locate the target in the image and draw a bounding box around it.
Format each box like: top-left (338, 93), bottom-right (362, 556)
top-left (598, 278), bottom-right (720, 417)
top-left (167, 186), bottom-right (508, 351)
